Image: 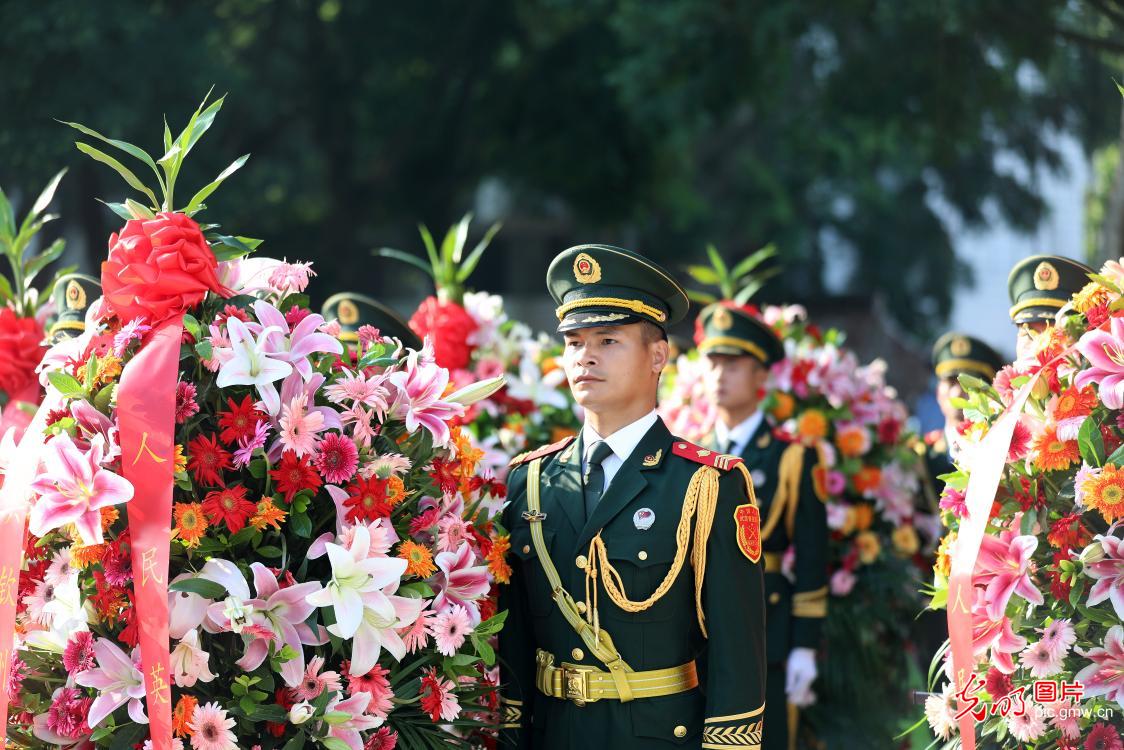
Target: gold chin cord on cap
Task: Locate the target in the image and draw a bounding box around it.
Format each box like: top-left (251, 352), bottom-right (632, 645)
top-left (555, 297), bottom-right (668, 323)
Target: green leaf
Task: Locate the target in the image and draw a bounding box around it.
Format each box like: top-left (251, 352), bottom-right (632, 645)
top-left (185, 154), bottom-right (250, 213)
top-left (61, 120), bottom-right (163, 185)
top-left (248, 459), bottom-right (267, 479)
top-left (473, 635), bottom-right (495, 665)
top-left (158, 144), bottom-right (182, 169)
top-left (23, 239), bottom-right (66, 284)
top-left (168, 577), bottom-right (228, 599)
top-left (195, 340), bottom-right (213, 361)
top-left (685, 265), bottom-right (721, 285)
top-left (98, 200), bottom-right (135, 222)
top-left (733, 279), bottom-right (768, 304)
top-left (94, 384), bottom-right (114, 412)
top-left (29, 169), bottom-right (67, 219)
top-left (0, 274), bottom-right (14, 304)
top-left (0, 185), bottom-right (14, 240)
top-left (474, 609), bottom-right (508, 636)
top-left (125, 198), bottom-right (156, 219)
top-left (455, 221), bottom-right (502, 283)
top-left (212, 234), bottom-right (254, 261)
top-left (685, 289), bottom-right (717, 305)
top-left (47, 371), bottom-right (85, 398)
top-left (1105, 443), bottom-right (1124, 467)
top-left (322, 710), bottom-right (352, 724)
top-left (290, 511), bottom-right (312, 538)
top-left (705, 243), bottom-right (728, 278)
top-left (956, 373), bottom-right (989, 393)
top-left (1078, 417), bottom-right (1105, 467)
top-left (730, 243), bottom-right (778, 280)
top-left (417, 223), bottom-right (440, 274)
top-left (181, 92), bottom-right (225, 157)
top-left (372, 247), bottom-right (434, 277)
top-left (282, 734), bottom-right (307, 750)
top-left (256, 545), bottom-right (283, 558)
top-left (399, 581), bottom-right (436, 598)
top-left (444, 213), bottom-right (472, 264)
top-left (76, 142), bottom-right (158, 206)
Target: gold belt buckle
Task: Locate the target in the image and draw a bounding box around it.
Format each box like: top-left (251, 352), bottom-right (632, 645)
top-left (561, 664), bottom-right (595, 706)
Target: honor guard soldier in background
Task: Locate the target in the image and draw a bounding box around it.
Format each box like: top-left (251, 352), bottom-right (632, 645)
top-left (696, 302), bottom-right (828, 750)
top-left (47, 273), bottom-right (101, 344)
top-left (498, 245), bottom-right (767, 749)
top-left (925, 332), bottom-right (1006, 479)
top-left (321, 291), bottom-right (422, 358)
top-left (1008, 255), bottom-right (1093, 361)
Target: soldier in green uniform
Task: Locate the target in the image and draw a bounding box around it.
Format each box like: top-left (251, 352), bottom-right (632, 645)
top-left (498, 245), bottom-right (768, 749)
top-left (47, 273), bottom-right (101, 344)
top-left (1007, 255), bottom-right (1093, 361)
top-left (321, 291), bottom-right (422, 355)
top-left (694, 302), bottom-right (827, 750)
top-left (924, 332), bottom-right (1005, 481)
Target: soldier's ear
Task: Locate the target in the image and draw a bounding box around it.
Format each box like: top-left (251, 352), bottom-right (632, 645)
top-left (650, 337), bottom-right (670, 374)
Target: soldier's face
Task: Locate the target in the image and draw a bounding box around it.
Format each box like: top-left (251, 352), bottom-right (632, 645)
top-left (561, 325), bottom-right (669, 412)
top-left (936, 376), bottom-right (964, 423)
top-left (1016, 321), bottom-right (1049, 361)
top-left (703, 353), bottom-right (769, 413)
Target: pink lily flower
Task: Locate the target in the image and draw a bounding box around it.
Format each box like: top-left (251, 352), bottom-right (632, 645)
top-left (1076, 316), bottom-right (1124, 408)
top-left (252, 300), bottom-right (342, 381)
top-left (206, 562), bottom-right (324, 687)
top-left (387, 356), bottom-right (464, 448)
top-left (215, 316), bottom-right (293, 416)
top-left (29, 433), bottom-right (133, 545)
top-left (432, 541), bottom-right (490, 625)
top-left (1086, 533), bottom-right (1124, 620)
top-left (69, 400), bottom-right (120, 462)
top-left (325, 691), bottom-right (383, 750)
top-left (74, 638), bottom-right (148, 726)
top-left (973, 528), bottom-right (1043, 621)
top-left (1074, 625), bottom-right (1124, 708)
top-left (972, 610), bottom-right (1027, 674)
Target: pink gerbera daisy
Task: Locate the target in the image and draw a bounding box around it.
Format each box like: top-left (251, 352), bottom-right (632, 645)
top-left (62, 631), bottom-right (96, 675)
top-left (232, 420), bottom-right (270, 469)
top-left (313, 433), bottom-right (359, 484)
top-left (292, 655), bottom-right (343, 701)
top-left (1085, 722), bottom-right (1124, 750)
top-left (278, 392), bottom-right (325, 458)
top-left (45, 686), bottom-right (91, 739)
top-left (345, 663), bottom-right (394, 718)
top-left (1019, 640), bottom-right (1063, 678)
top-left (419, 667), bottom-right (461, 722)
top-left (432, 604), bottom-right (474, 656)
top-left (436, 515), bottom-right (469, 554)
top-left (175, 381), bottom-right (200, 424)
top-left (1006, 705), bottom-right (1046, 742)
top-left (1039, 618), bottom-right (1077, 659)
top-left (188, 701), bottom-right (238, 750)
top-left (401, 608), bottom-right (435, 654)
top-left (365, 727), bottom-right (399, 750)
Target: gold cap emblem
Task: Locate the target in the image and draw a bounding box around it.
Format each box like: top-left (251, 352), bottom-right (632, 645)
top-left (65, 279), bottom-right (86, 311)
top-left (338, 299), bottom-right (359, 325)
top-left (950, 336), bottom-right (970, 357)
top-left (1033, 261), bottom-right (1059, 291)
top-left (711, 305), bottom-right (734, 332)
top-left (573, 252), bottom-right (602, 284)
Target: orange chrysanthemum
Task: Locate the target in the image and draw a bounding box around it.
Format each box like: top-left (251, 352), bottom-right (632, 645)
top-left (173, 502), bottom-right (209, 548)
top-left (770, 392), bottom-right (796, 421)
top-left (934, 533), bottom-right (955, 578)
top-left (100, 505), bottom-right (119, 531)
top-left (250, 498), bottom-right (287, 531)
top-left (486, 536), bottom-right (513, 585)
top-left (173, 443), bottom-right (187, 475)
top-left (1053, 385), bottom-right (1097, 422)
top-left (796, 409), bottom-right (829, 442)
top-left (1082, 464), bottom-right (1124, 523)
top-left (835, 426), bottom-right (869, 459)
top-left (852, 503), bottom-right (874, 531)
top-left (385, 475), bottom-right (408, 507)
top-left (852, 466), bottom-right (882, 495)
top-left (173, 694), bottom-right (198, 738)
top-left (71, 543), bottom-right (107, 569)
top-left (398, 540), bottom-right (437, 578)
top-left (1031, 426), bottom-right (1080, 471)
top-left (855, 531), bottom-right (881, 565)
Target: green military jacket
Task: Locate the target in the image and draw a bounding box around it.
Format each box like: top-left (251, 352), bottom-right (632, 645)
top-left (498, 418), bottom-right (767, 749)
top-left (708, 419), bottom-right (828, 664)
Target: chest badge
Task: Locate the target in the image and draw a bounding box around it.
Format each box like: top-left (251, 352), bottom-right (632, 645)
top-left (756, 433), bottom-right (771, 449)
top-left (633, 508), bottom-right (655, 530)
top-left (642, 449), bottom-right (662, 467)
top-left (734, 503), bottom-right (762, 563)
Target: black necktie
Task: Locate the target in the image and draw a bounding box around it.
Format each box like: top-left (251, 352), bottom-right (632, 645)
top-left (583, 440), bottom-right (614, 521)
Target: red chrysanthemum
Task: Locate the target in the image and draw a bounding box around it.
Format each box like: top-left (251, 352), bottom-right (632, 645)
top-left (187, 433), bottom-right (232, 486)
top-left (344, 476), bottom-right (393, 523)
top-left (202, 484), bottom-right (258, 534)
top-left (270, 451), bottom-right (322, 502)
top-left (1085, 722), bottom-right (1124, 750)
top-left (408, 296), bottom-right (478, 370)
top-left (218, 395), bottom-right (264, 444)
top-left (429, 458), bottom-right (461, 496)
top-left (1047, 513), bottom-right (1092, 551)
top-left (62, 631), bottom-right (96, 675)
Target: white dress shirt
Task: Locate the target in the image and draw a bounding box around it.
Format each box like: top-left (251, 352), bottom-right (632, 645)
top-left (580, 410), bottom-right (659, 492)
top-left (714, 410), bottom-right (765, 456)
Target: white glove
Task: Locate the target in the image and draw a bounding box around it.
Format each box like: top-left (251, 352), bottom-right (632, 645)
top-left (785, 647), bottom-right (818, 707)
